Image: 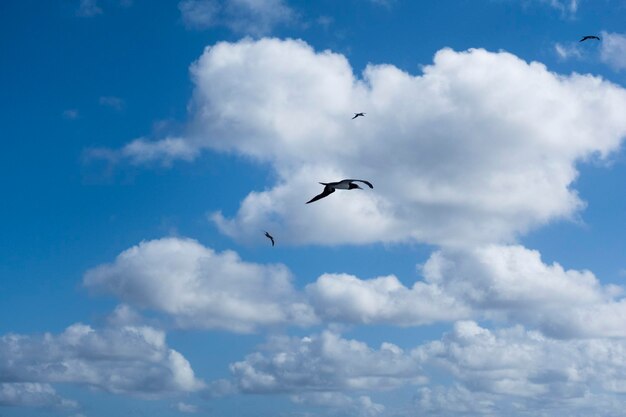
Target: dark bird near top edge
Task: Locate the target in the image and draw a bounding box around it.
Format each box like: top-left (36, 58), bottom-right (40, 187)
top-left (352, 112), bottom-right (366, 119)
top-left (306, 179), bottom-right (373, 204)
top-left (264, 231), bottom-right (275, 246)
top-left (580, 35), bottom-right (600, 42)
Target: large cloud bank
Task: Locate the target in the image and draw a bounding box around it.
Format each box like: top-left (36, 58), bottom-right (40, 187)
top-left (0, 323), bottom-right (204, 398)
top-left (114, 38), bottom-right (626, 246)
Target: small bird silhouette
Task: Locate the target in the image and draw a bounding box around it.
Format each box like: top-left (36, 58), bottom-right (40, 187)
top-left (352, 112), bottom-right (366, 119)
top-left (306, 179), bottom-right (373, 204)
top-left (580, 35), bottom-right (600, 42)
top-left (264, 231), bottom-right (275, 246)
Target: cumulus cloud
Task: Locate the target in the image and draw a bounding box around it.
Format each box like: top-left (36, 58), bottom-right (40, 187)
top-left (305, 244), bottom-right (626, 338)
top-left (306, 273), bottom-right (469, 326)
top-left (0, 323), bottom-right (204, 396)
top-left (222, 331), bottom-right (425, 394)
top-left (414, 321), bottom-right (626, 416)
top-left (83, 237), bottom-right (316, 332)
top-left (422, 245), bottom-right (626, 338)
top-left (83, 237), bottom-right (626, 338)
top-left (0, 383), bottom-right (77, 409)
top-left (600, 31), bottom-right (626, 71)
top-left (178, 0), bottom-right (295, 35)
top-left (113, 38), bottom-right (626, 247)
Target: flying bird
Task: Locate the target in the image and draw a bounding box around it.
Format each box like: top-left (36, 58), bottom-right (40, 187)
top-left (579, 35), bottom-right (600, 42)
top-left (306, 179), bottom-right (373, 204)
top-left (352, 112), bottom-right (366, 119)
top-left (264, 231), bottom-right (275, 246)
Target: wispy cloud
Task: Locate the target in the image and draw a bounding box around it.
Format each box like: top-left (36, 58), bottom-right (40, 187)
top-left (62, 109), bottom-right (79, 120)
top-left (178, 0), bottom-right (295, 35)
top-left (99, 96), bottom-right (126, 111)
top-left (600, 31), bottom-right (626, 71)
top-left (554, 41), bottom-right (583, 60)
top-left (76, 0), bottom-right (102, 17)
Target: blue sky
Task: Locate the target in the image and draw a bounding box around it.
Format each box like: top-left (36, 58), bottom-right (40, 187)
top-left (3, 0), bottom-right (626, 416)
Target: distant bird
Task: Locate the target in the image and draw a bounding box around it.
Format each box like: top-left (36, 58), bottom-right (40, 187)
top-left (352, 112), bottom-right (366, 119)
top-left (306, 179), bottom-right (373, 204)
top-left (264, 231), bottom-right (275, 246)
top-left (579, 35), bottom-right (600, 42)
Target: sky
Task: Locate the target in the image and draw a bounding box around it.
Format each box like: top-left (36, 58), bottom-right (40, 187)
top-left (2, 0), bottom-right (626, 416)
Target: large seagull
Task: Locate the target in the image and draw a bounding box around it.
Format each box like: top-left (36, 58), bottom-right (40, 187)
top-left (306, 179), bottom-right (373, 204)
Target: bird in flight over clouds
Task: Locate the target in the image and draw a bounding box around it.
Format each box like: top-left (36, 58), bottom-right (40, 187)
top-left (352, 112), bottom-right (366, 119)
top-left (264, 231), bottom-right (275, 246)
top-left (579, 35), bottom-right (600, 42)
top-left (306, 179), bottom-right (373, 204)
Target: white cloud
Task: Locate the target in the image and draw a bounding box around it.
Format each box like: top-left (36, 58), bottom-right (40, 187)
top-left (121, 37), bottom-right (626, 247)
top-left (83, 238), bottom-right (626, 339)
top-left (554, 42), bottom-right (583, 60)
top-left (422, 245), bottom-right (626, 338)
top-left (306, 273), bottom-right (469, 326)
top-left (179, 0), bottom-right (220, 29)
top-left (0, 323), bottom-right (204, 395)
top-left (76, 0), bottom-right (102, 17)
top-left (292, 392), bottom-right (385, 417)
top-left (414, 321), bottom-right (626, 416)
top-left (179, 0), bottom-right (295, 35)
top-left (542, 0), bottom-right (578, 15)
top-left (120, 137), bottom-right (199, 165)
top-left (0, 383), bottom-right (77, 409)
top-left (224, 331), bottom-right (425, 394)
top-left (600, 31), bottom-right (626, 71)
top-left (83, 237), bottom-right (317, 332)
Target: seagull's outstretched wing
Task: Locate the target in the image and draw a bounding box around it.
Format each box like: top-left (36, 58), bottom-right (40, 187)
top-left (306, 185), bottom-right (335, 204)
top-left (346, 179), bottom-right (373, 189)
top-left (352, 114), bottom-right (358, 119)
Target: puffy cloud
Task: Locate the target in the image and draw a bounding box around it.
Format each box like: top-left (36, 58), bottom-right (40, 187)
top-left (0, 324), bottom-right (204, 395)
top-left (0, 383), bottom-right (77, 409)
top-left (306, 273), bottom-right (469, 326)
top-left (126, 37), bottom-right (626, 247)
top-left (600, 31), bottom-right (626, 71)
top-left (179, 0), bottom-right (295, 35)
top-left (83, 238), bottom-right (626, 338)
top-left (83, 237), bottom-right (317, 332)
top-left (225, 331), bottom-right (425, 394)
top-left (414, 321), bottom-right (626, 416)
top-left (423, 244), bottom-right (626, 338)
